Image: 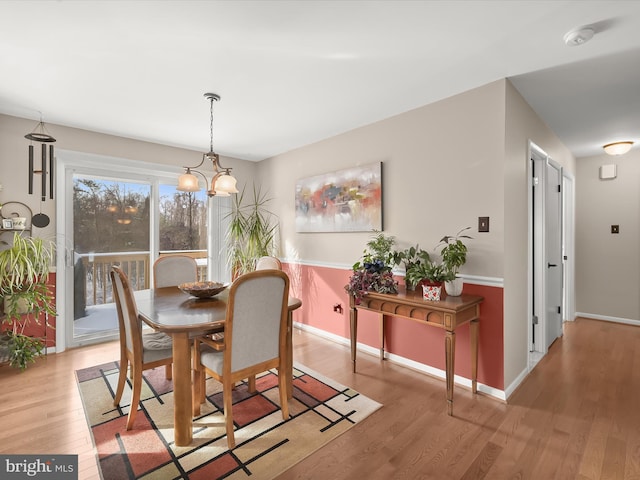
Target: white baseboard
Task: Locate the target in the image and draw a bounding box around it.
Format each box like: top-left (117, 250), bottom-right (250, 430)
top-left (294, 321), bottom-right (506, 402)
top-left (576, 312), bottom-right (640, 327)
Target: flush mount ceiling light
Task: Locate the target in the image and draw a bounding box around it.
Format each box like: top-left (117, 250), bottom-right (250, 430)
top-left (563, 27), bottom-right (594, 47)
top-left (178, 93), bottom-right (238, 197)
top-left (603, 141), bottom-right (634, 156)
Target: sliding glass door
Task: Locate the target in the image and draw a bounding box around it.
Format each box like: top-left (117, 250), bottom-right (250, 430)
top-left (72, 175), bottom-right (151, 341)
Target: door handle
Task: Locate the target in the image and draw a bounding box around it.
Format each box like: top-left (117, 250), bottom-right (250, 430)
top-left (547, 263), bottom-right (557, 268)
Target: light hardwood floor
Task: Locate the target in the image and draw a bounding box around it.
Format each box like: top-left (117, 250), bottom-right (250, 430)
top-left (1, 317), bottom-right (639, 479)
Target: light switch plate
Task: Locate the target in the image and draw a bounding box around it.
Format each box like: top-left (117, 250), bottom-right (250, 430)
top-left (478, 216), bottom-right (489, 232)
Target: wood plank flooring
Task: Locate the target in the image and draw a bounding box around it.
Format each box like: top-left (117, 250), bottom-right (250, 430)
top-left (1, 317), bottom-right (639, 479)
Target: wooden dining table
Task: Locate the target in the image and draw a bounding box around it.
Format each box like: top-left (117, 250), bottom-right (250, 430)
top-left (134, 286), bottom-right (302, 446)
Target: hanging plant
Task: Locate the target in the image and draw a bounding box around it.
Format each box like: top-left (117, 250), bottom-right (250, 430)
top-left (0, 233), bottom-right (56, 370)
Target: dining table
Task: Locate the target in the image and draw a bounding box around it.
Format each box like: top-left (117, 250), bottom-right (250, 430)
top-left (134, 285), bottom-right (302, 447)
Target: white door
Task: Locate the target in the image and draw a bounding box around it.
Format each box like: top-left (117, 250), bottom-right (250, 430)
top-left (544, 160), bottom-right (563, 349)
top-left (531, 145), bottom-right (564, 355)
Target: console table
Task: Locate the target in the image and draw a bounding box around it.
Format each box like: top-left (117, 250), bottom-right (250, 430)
top-left (350, 288), bottom-right (483, 415)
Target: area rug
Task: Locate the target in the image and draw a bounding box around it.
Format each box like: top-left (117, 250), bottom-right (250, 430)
top-left (76, 362), bottom-right (382, 479)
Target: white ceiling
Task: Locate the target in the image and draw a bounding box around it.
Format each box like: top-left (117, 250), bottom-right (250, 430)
top-left (1, 1), bottom-right (640, 161)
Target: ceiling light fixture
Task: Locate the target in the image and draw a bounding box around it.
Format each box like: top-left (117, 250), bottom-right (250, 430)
top-left (563, 27), bottom-right (594, 47)
top-left (603, 141), bottom-right (634, 156)
top-left (177, 93), bottom-right (238, 197)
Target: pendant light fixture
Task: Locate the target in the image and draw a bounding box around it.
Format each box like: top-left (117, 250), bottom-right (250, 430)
top-left (25, 118), bottom-right (56, 201)
top-left (178, 93), bottom-right (238, 197)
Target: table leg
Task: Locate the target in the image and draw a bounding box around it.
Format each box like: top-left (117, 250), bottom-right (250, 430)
top-left (470, 319), bottom-right (479, 394)
top-left (172, 332), bottom-right (193, 446)
top-left (350, 306), bottom-right (358, 373)
top-left (379, 313), bottom-right (385, 360)
top-left (445, 330), bottom-right (455, 416)
top-left (286, 310), bottom-right (293, 399)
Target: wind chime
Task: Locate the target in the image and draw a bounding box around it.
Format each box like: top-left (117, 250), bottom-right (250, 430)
top-left (25, 118), bottom-right (56, 201)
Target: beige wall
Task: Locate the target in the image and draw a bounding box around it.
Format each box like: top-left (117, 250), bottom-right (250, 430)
top-left (503, 80), bottom-right (575, 387)
top-left (259, 80), bottom-right (507, 276)
top-left (575, 150), bottom-right (640, 321)
top-left (0, 113), bottom-right (255, 241)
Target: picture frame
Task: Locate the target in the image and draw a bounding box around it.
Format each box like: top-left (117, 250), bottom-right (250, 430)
top-left (2, 219), bottom-right (13, 229)
top-left (295, 162), bottom-right (382, 233)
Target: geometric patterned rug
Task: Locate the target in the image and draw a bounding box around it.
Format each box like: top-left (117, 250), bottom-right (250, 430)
top-left (76, 362), bottom-right (382, 479)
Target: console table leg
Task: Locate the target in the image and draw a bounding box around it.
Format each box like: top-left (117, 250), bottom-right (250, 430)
top-left (350, 306), bottom-right (358, 373)
top-left (379, 313), bottom-right (385, 360)
top-left (470, 319), bottom-right (479, 394)
top-left (445, 330), bottom-right (455, 416)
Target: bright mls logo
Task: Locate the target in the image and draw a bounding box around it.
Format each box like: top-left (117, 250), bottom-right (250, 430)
top-left (0, 455), bottom-right (77, 479)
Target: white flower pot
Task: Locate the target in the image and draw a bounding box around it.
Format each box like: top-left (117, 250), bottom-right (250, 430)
top-left (444, 278), bottom-right (463, 296)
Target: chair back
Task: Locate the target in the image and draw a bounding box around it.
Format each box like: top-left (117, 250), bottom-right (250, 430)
top-left (225, 269), bottom-right (289, 373)
top-left (255, 256), bottom-right (282, 271)
top-left (111, 266), bottom-right (143, 357)
top-left (153, 255), bottom-right (198, 288)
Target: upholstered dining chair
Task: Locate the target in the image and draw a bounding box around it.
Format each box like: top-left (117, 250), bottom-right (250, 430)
top-left (153, 255), bottom-right (198, 288)
top-left (111, 265), bottom-right (174, 430)
top-left (192, 269), bottom-right (290, 449)
top-left (255, 255), bottom-right (282, 271)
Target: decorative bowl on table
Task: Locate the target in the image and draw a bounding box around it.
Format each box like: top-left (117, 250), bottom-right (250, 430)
top-left (178, 281), bottom-right (228, 298)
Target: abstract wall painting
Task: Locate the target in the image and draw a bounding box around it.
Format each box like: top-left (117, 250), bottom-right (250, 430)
top-left (295, 162), bottom-right (382, 233)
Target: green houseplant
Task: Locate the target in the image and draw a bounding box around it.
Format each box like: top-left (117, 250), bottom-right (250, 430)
top-left (226, 184), bottom-right (279, 278)
top-left (393, 245), bottom-right (431, 290)
top-left (0, 233), bottom-right (56, 370)
top-left (436, 226), bottom-right (472, 296)
top-left (345, 231), bottom-right (398, 304)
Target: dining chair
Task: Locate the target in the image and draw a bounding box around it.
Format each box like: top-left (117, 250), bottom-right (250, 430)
top-left (193, 269), bottom-right (290, 449)
top-left (153, 255), bottom-right (198, 288)
top-left (111, 265), bottom-right (174, 430)
top-left (255, 255), bottom-right (282, 271)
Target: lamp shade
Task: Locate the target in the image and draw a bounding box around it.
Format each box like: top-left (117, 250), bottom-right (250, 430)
top-left (214, 174), bottom-right (239, 194)
top-left (177, 171), bottom-right (200, 191)
top-left (603, 141), bottom-right (633, 156)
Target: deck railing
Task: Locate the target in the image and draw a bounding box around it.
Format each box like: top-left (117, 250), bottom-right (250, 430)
top-left (77, 250), bottom-right (207, 307)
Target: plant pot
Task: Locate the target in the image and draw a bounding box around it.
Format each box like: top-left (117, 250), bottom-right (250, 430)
top-left (444, 278), bottom-right (463, 296)
top-left (3, 295), bottom-right (30, 315)
top-left (422, 284), bottom-right (442, 301)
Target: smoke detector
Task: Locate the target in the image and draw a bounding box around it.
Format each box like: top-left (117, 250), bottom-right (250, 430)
top-left (563, 27), bottom-right (594, 46)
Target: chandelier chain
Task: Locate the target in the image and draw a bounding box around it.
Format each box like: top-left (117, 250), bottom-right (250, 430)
top-left (209, 97), bottom-right (214, 152)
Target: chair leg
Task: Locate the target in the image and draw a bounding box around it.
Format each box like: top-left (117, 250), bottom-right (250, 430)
top-left (193, 364), bottom-right (204, 417)
top-left (126, 365), bottom-right (143, 430)
top-left (165, 363), bottom-right (172, 380)
top-left (223, 378), bottom-right (236, 449)
top-left (278, 367), bottom-right (289, 420)
top-left (113, 358), bottom-right (128, 406)
top-left (248, 375), bottom-right (256, 393)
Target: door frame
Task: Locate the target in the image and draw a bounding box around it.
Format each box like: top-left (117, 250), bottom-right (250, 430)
top-left (528, 142), bottom-right (575, 362)
top-left (55, 150), bottom-right (185, 351)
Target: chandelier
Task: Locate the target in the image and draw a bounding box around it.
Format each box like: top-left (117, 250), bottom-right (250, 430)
top-left (177, 93), bottom-right (238, 197)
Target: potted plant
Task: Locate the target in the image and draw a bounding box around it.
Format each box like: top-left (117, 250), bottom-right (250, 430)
top-left (437, 226), bottom-right (472, 296)
top-left (345, 231), bottom-right (398, 304)
top-left (393, 245), bottom-right (431, 290)
top-left (0, 233), bottom-right (56, 370)
top-left (226, 184), bottom-right (279, 278)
